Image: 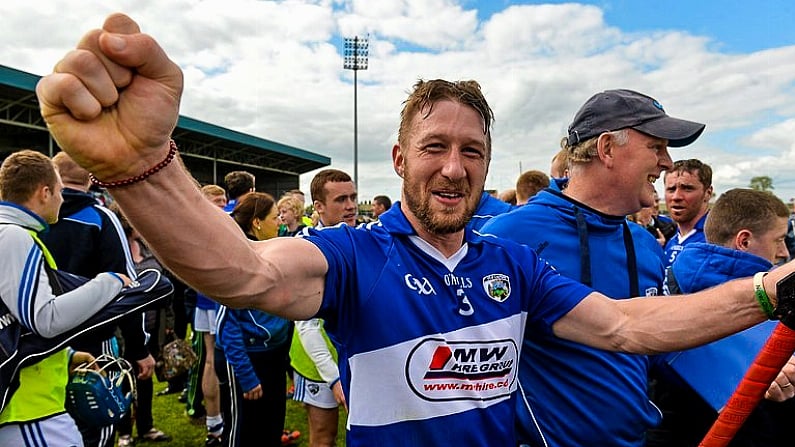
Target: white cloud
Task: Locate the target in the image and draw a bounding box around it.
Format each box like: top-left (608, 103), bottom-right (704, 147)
top-left (2, 0), bottom-right (794, 203)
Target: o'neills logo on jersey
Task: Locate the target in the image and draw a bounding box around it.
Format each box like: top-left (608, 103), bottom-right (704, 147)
top-left (482, 274), bottom-right (511, 302)
top-left (405, 338), bottom-right (517, 401)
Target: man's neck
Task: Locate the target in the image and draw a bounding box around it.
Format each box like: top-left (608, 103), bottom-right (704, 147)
top-left (416, 230), bottom-right (465, 259)
top-left (564, 174), bottom-right (635, 217)
top-left (317, 218), bottom-right (345, 228)
top-left (676, 211), bottom-right (707, 236)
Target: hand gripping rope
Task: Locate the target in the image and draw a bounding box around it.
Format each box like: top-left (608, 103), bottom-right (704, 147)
top-left (699, 272), bottom-right (795, 447)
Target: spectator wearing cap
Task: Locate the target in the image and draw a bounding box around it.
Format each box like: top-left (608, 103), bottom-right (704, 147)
top-left (481, 89), bottom-right (705, 447)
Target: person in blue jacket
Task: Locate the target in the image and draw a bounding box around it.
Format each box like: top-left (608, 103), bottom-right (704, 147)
top-left (482, 89), bottom-right (705, 447)
top-left (215, 192), bottom-right (292, 447)
top-left (650, 188), bottom-right (795, 447)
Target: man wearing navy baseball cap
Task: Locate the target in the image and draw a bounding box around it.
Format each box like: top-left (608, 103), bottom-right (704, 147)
top-left (566, 89), bottom-right (706, 147)
top-left (482, 89), bottom-right (705, 447)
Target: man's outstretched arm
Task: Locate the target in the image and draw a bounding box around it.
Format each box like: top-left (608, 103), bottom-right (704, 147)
top-left (554, 270), bottom-right (790, 355)
top-left (36, 13), bottom-right (325, 320)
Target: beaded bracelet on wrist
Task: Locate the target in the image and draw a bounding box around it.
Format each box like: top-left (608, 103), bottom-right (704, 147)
top-left (89, 139), bottom-right (178, 189)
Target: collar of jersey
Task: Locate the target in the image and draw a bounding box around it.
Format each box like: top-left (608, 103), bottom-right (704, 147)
top-left (378, 200), bottom-right (482, 244)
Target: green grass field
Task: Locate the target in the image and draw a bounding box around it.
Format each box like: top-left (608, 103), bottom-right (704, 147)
top-left (127, 378), bottom-right (347, 446)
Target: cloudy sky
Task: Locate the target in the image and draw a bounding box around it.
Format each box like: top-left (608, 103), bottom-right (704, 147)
top-left (2, 0), bottom-right (794, 204)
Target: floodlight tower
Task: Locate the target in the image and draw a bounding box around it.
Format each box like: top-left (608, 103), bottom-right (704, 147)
top-left (343, 35), bottom-right (369, 187)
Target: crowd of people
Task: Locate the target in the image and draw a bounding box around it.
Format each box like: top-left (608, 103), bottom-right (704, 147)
top-left (3, 11), bottom-right (795, 447)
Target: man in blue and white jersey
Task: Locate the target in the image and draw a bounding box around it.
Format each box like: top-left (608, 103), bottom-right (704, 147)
top-left (38, 14), bottom-right (795, 446)
top-left (290, 168), bottom-right (357, 447)
top-left (482, 89), bottom-right (705, 447)
top-left (663, 158), bottom-right (713, 268)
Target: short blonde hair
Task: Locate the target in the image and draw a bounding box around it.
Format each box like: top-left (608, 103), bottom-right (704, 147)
top-left (277, 195), bottom-right (304, 217)
top-left (201, 184), bottom-right (226, 199)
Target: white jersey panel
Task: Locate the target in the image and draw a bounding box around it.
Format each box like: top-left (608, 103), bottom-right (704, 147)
top-left (347, 312), bottom-right (526, 427)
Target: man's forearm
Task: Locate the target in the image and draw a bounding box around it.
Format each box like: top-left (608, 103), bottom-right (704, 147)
top-left (108, 159), bottom-right (268, 307)
top-left (555, 277), bottom-right (767, 355)
top-left (615, 277), bottom-right (764, 353)
top-left (107, 158), bottom-right (326, 320)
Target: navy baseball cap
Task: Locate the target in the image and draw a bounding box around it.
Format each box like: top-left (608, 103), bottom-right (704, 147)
top-left (566, 89), bottom-right (705, 147)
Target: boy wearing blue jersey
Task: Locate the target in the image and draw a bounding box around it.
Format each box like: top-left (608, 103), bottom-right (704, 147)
top-left (37, 14), bottom-right (795, 446)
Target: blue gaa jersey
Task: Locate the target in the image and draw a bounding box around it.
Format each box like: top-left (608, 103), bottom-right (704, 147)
top-left (301, 203), bottom-right (591, 447)
top-left (467, 191), bottom-right (515, 232)
top-left (663, 213), bottom-right (708, 268)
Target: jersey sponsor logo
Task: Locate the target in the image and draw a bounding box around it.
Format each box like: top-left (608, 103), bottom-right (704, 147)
top-left (645, 287), bottom-right (659, 296)
top-left (482, 274), bottom-right (511, 302)
top-left (405, 338), bottom-right (517, 401)
top-left (404, 274), bottom-right (436, 295)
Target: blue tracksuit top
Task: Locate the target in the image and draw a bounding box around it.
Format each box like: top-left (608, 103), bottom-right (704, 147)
top-left (302, 202), bottom-right (592, 447)
top-left (667, 242), bottom-right (770, 295)
top-left (481, 188), bottom-right (665, 447)
top-left (215, 306), bottom-right (291, 393)
top-left (662, 242), bottom-right (776, 410)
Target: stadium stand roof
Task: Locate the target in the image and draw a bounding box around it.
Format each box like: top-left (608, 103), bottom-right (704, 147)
top-left (0, 64), bottom-right (330, 195)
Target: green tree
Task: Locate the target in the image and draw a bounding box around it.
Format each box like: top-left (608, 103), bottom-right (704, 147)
top-left (749, 175), bottom-right (774, 192)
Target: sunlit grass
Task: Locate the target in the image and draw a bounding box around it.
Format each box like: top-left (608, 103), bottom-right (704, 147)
top-left (134, 376), bottom-right (346, 446)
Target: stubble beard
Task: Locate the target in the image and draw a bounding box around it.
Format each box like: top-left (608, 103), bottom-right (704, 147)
top-left (402, 170), bottom-right (479, 235)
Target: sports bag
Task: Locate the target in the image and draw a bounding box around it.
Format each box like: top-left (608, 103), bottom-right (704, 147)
top-left (155, 338), bottom-right (198, 381)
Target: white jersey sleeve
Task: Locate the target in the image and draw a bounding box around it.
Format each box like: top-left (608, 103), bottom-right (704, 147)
top-left (0, 224), bottom-right (124, 338)
top-left (294, 318), bottom-right (340, 383)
